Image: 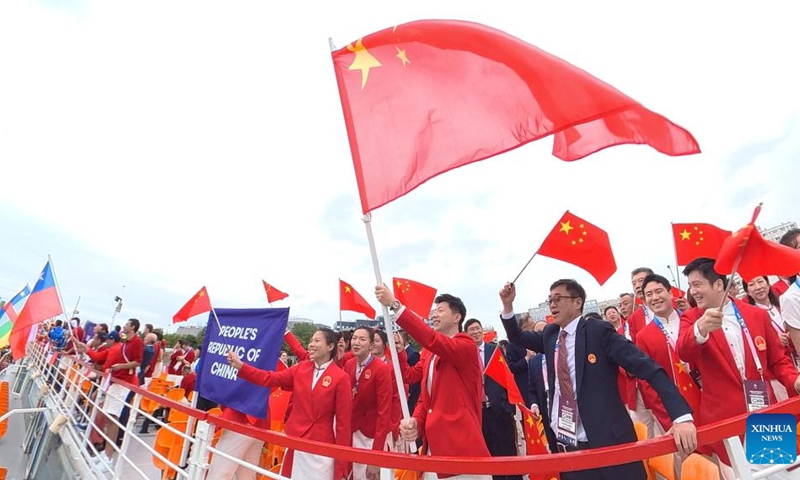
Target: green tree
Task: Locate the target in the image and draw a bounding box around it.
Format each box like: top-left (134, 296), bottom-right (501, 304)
top-left (286, 323), bottom-right (316, 355)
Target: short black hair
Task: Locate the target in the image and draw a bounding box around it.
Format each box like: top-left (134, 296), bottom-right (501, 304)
top-left (71, 317), bottom-right (81, 325)
top-left (584, 312), bottom-right (603, 322)
top-left (642, 274), bottom-right (671, 293)
top-left (631, 267), bottom-right (655, 277)
top-left (603, 305), bottom-right (619, 315)
top-left (550, 279), bottom-right (586, 312)
top-left (353, 326), bottom-right (375, 342)
top-left (127, 318), bottom-right (140, 332)
top-left (435, 294), bottom-right (467, 331)
top-left (374, 329), bottom-right (389, 348)
top-left (683, 257), bottom-right (726, 288)
top-left (463, 318), bottom-right (482, 332)
top-left (55, 320), bottom-right (63, 327)
top-left (316, 327), bottom-right (339, 362)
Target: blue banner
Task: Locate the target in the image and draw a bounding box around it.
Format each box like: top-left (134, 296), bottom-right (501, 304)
top-left (196, 308), bottom-right (289, 418)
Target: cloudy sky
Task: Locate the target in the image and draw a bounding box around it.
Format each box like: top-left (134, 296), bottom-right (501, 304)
top-left (1, 0), bottom-right (798, 335)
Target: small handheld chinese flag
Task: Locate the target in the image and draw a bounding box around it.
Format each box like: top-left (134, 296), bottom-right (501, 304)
top-left (537, 211), bottom-right (617, 285)
top-left (672, 223), bottom-right (731, 266)
top-left (262, 280), bottom-right (289, 304)
top-left (393, 277), bottom-right (437, 319)
top-left (173, 287), bottom-right (212, 324)
top-left (339, 279), bottom-right (376, 319)
top-left (483, 330), bottom-right (498, 344)
top-left (716, 224), bottom-right (800, 281)
top-left (519, 404), bottom-right (550, 455)
top-left (483, 347), bottom-right (524, 406)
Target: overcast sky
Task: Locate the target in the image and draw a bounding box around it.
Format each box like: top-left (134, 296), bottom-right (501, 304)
top-left (1, 1), bottom-right (798, 334)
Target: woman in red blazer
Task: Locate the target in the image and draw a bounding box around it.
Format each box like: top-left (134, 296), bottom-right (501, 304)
top-left (228, 328), bottom-right (353, 480)
top-left (345, 326), bottom-right (393, 480)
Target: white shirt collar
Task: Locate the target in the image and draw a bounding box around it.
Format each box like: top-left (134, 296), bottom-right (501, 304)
top-left (314, 359), bottom-right (333, 370)
top-left (562, 316), bottom-right (582, 335)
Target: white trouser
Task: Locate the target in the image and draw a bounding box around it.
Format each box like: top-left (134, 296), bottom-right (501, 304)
top-left (629, 388), bottom-right (660, 438)
top-left (352, 430), bottom-right (375, 480)
top-left (206, 429), bottom-right (264, 480)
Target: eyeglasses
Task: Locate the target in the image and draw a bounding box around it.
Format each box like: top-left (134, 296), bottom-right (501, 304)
top-left (546, 296), bottom-right (579, 305)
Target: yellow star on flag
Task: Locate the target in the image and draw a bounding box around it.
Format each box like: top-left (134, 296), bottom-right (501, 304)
top-left (675, 361), bottom-right (688, 374)
top-left (526, 415), bottom-right (534, 427)
top-left (344, 286), bottom-right (352, 293)
top-left (395, 46), bottom-right (410, 66)
top-left (347, 39), bottom-right (382, 89)
top-left (680, 230), bottom-right (691, 241)
top-left (559, 221), bottom-right (574, 235)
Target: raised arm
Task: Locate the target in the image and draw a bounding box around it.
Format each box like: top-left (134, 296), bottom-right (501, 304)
top-left (284, 331), bottom-right (310, 361)
top-left (499, 282), bottom-right (545, 352)
top-left (228, 350), bottom-right (295, 390)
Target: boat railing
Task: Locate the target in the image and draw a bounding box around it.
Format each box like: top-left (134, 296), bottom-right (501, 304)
top-left (6, 341), bottom-right (800, 479)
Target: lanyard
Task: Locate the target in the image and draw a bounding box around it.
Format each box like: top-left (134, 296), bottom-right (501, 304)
top-left (651, 315), bottom-right (677, 350)
top-left (730, 302), bottom-right (765, 381)
top-left (355, 354), bottom-right (374, 391)
top-left (623, 320), bottom-right (630, 340)
top-left (541, 355), bottom-right (549, 393)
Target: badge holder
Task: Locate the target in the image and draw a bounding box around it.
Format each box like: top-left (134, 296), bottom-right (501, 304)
top-left (556, 396), bottom-right (579, 447)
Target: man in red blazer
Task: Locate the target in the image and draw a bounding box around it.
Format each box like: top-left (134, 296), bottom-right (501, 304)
top-left (375, 286), bottom-right (490, 480)
top-left (626, 268), bottom-right (660, 439)
top-left (345, 326), bottom-right (393, 480)
top-left (676, 257), bottom-right (800, 472)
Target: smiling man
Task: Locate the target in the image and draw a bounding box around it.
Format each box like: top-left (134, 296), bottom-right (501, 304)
top-left (499, 279), bottom-right (696, 480)
top-left (375, 285), bottom-right (490, 480)
top-left (676, 257), bottom-right (800, 476)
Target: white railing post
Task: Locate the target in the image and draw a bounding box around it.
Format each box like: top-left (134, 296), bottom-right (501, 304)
top-left (113, 392), bottom-right (143, 478)
top-left (723, 435), bottom-right (755, 480)
top-left (186, 420), bottom-right (215, 480)
top-left (380, 467), bottom-right (394, 480)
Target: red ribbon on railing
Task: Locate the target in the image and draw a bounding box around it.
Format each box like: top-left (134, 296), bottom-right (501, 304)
top-left (50, 350), bottom-right (800, 476)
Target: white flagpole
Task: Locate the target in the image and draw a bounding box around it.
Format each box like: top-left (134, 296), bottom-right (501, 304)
top-left (47, 255), bottom-right (77, 339)
top-left (362, 214), bottom-right (411, 421)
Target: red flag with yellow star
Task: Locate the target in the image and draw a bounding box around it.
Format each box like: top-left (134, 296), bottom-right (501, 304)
top-left (173, 286), bottom-right (212, 324)
top-left (392, 277), bottom-right (437, 319)
top-left (715, 213), bottom-right (800, 280)
top-left (520, 404), bottom-right (550, 455)
top-left (331, 20), bottom-right (700, 214)
top-left (483, 347), bottom-right (524, 406)
top-left (340, 279), bottom-right (376, 319)
top-left (537, 211), bottom-right (616, 285)
top-left (262, 280), bottom-right (289, 304)
top-left (669, 345), bottom-right (701, 413)
top-left (672, 222), bottom-right (731, 266)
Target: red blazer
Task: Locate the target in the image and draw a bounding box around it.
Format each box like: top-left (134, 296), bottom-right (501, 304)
top-left (635, 318), bottom-right (699, 431)
top-left (676, 299), bottom-right (798, 461)
top-left (239, 360), bottom-right (352, 480)
top-left (616, 320), bottom-right (637, 410)
top-left (627, 307), bottom-right (647, 340)
top-left (395, 308), bottom-right (489, 471)
top-left (344, 356), bottom-right (393, 450)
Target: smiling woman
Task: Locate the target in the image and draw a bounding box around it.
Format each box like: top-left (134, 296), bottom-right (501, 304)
top-left (224, 327), bottom-right (353, 480)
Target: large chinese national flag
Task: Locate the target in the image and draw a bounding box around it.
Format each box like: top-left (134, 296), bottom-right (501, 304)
top-left (332, 20), bottom-right (700, 213)
top-left (672, 223), bottom-right (731, 266)
top-left (537, 211), bottom-right (617, 285)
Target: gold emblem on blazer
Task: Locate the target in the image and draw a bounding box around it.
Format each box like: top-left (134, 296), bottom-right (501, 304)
top-left (322, 375), bottom-right (332, 387)
top-left (755, 336), bottom-right (767, 351)
top-left (587, 353), bottom-right (597, 364)
top-left (364, 369), bottom-right (372, 380)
